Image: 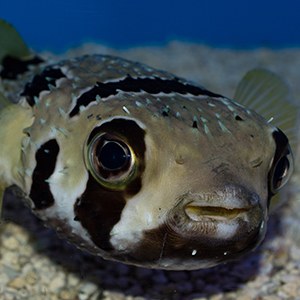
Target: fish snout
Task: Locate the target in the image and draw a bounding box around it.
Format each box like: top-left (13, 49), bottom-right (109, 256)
top-left (157, 185), bottom-right (266, 268)
top-left (182, 185), bottom-right (261, 223)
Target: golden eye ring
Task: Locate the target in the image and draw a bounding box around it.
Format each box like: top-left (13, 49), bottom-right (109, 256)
top-left (85, 133), bottom-right (137, 190)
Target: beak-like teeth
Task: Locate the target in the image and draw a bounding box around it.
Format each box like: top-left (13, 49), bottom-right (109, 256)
top-left (184, 204), bottom-right (251, 222)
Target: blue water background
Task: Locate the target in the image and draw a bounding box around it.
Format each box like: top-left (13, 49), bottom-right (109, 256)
top-left (1, 0), bottom-right (299, 52)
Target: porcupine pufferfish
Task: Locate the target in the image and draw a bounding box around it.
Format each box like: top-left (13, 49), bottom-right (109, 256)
top-left (0, 20), bottom-right (297, 270)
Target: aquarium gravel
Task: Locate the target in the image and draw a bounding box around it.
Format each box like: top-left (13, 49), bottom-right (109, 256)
top-left (1, 42), bottom-right (300, 300)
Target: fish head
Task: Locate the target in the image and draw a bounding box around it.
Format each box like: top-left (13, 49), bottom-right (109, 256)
top-left (72, 93), bottom-right (293, 270)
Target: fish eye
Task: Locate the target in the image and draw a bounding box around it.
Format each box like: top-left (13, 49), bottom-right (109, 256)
top-left (271, 147), bottom-right (293, 193)
top-left (86, 133), bottom-right (136, 189)
top-left (97, 140), bottom-right (131, 171)
top-left (269, 128), bottom-right (294, 195)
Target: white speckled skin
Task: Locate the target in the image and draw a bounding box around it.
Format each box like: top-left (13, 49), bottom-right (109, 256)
top-left (0, 55), bottom-right (293, 269)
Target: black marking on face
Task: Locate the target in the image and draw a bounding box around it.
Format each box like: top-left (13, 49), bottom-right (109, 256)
top-left (0, 55), bottom-right (44, 79)
top-left (21, 67), bottom-right (66, 106)
top-left (69, 75), bottom-right (221, 117)
top-left (74, 176), bottom-right (126, 250)
top-left (29, 139), bottom-right (60, 210)
top-left (74, 119), bottom-right (146, 250)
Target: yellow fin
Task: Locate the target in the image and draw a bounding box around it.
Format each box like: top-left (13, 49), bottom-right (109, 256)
top-left (234, 69), bottom-right (298, 151)
top-left (0, 19), bottom-right (31, 62)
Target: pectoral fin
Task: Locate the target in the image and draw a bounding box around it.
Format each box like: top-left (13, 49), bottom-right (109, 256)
top-left (234, 68), bottom-right (299, 151)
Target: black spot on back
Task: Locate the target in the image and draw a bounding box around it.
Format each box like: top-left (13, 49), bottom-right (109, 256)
top-left (0, 55), bottom-right (44, 79)
top-left (161, 105), bottom-right (170, 117)
top-left (21, 67), bottom-right (66, 106)
top-left (29, 139), bottom-right (60, 210)
top-left (192, 120), bottom-right (198, 128)
top-left (69, 75), bottom-right (221, 117)
top-left (235, 115), bottom-right (244, 121)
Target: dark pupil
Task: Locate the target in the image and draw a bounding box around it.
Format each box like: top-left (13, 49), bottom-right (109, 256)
top-left (97, 141), bottom-right (129, 170)
top-left (273, 156), bottom-right (289, 189)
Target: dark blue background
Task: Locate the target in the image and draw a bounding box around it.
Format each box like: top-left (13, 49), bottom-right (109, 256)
top-left (1, 0), bottom-right (299, 52)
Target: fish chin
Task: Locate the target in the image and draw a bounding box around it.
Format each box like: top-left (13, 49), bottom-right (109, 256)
top-left (110, 185), bottom-right (267, 270)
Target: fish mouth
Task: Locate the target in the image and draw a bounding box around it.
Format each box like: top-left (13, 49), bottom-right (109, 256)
top-left (184, 203), bottom-right (251, 222)
top-left (181, 186), bottom-right (260, 222)
top-left (166, 185), bottom-right (265, 245)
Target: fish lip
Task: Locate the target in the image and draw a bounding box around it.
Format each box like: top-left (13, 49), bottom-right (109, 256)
top-left (182, 186), bottom-right (260, 208)
top-left (180, 187), bottom-right (261, 221)
top-left (184, 203), bottom-right (251, 221)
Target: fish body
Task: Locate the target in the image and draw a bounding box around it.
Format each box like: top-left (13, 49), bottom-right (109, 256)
top-left (0, 21), bottom-right (296, 270)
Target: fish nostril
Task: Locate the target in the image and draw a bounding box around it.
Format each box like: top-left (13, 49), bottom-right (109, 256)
top-left (184, 204), bottom-right (250, 221)
top-left (175, 154), bottom-right (185, 165)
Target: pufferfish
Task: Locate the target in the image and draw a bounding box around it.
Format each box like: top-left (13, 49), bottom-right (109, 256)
top-left (0, 20), bottom-right (297, 270)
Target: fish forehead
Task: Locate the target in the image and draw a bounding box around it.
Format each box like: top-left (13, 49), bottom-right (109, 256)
top-left (118, 95), bottom-right (273, 196)
top-left (83, 93), bottom-right (273, 157)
